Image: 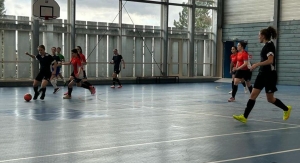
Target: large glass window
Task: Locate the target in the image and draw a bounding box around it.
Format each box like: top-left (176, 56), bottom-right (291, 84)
top-left (0, 0), bottom-right (218, 79)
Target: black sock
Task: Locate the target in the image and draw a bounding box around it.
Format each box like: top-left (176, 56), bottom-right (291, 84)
top-left (113, 78), bottom-right (116, 86)
top-left (231, 81), bottom-right (234, 90)
top-left (40, 87), bottom-right (46, 94)
top-left (232, 85), bottom-right (238, 98)
top-left (116, 78), bottom-right (121, 85)
top-left (33, 86), bottom-right (38, 93)
top-left (244, 99), bottom-right (256, 118)
top-left (83, 81), bottom-right (92, 87)
top-left (242, 81), bottom-right (246, 87)
top-left (81, 83), bottom-right (90, 90)
top-left (68, 87), bottom-right (73, 96)
top-left (248, 85), bottom-right (253, 93)
top-left (273, 98), bottom-right (288, 111)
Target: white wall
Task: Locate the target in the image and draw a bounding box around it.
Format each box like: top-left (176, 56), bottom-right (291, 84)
top-left (281, 0), bottom-right (300, 21)
top-left (224, 0), bottom-right (274, 24)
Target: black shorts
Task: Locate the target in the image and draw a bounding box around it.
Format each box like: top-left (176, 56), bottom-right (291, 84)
top-left (231, 71), bottom-right (236, 75)
top-left (235, 70), bottom-right (252, 82)
top-left (114, 69), bottom-right (120, 74)
top-left (71, 72), bottom-right (82, 83)
top-left (35, 70), bottom-right (51, 82)
top-left (254, 71), bottom-right (278, 93)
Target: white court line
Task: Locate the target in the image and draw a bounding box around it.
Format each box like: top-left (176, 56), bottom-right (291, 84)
top-left (206, 148), bottom-right (300, 163)
top-left (0, 126), bottom-right (299, 163)
top-left (165, 109), bottom-right (300, 126)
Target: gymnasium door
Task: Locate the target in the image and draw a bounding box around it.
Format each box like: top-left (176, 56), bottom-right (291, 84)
top-left (169, 39), bottom-right (183, 76)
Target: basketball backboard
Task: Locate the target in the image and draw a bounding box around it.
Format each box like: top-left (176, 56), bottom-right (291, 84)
top-left (33, 0), bottom-right (60, 20)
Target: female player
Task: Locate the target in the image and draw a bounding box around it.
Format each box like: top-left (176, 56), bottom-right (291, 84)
top-left (64, 46), bottom-right (95, 94)
top-left (62, 49), bottom-right (95, 99)
top-left (233, 26), bottom-right (292, 123)
top-left (229, 46), bottom-right (248, 94)
top-left (228, 41), bottom-right (253, 102)
top-left (109, 49), bottom-right (125, 88)
top-left (25, 45), bottom-right (56, 100)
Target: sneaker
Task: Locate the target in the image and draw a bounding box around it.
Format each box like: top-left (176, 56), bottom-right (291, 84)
top-left (89, 86), bottom-right (96, 95)
top-left (40, 93), bottom-right (45, 100)
top-left (33, 92), bottom-right (40, 100)
top-left (228, 97), bottom-right (235, 102)
top-left (283, 106), bottom-right (292, 120)
top-left (244, 87), bottom-right (248, 93)
top-left (110, 85), bottom-right (115, 88)
top-left (117, 85), bottom-right (122, 88)
top-left (228, 90), bottom-right (232, 94)
top-left (53, 88), bottom-right (60, 94)
top-left (64, 92), bottom-right (68, 95)
top-left (63, 95), bottom-right (71, 99)
top-left (233, 114), bottom-right (247, 123)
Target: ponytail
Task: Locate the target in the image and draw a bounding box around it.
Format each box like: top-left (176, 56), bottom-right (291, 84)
top-left (260, 26), bottom-right (277, 40)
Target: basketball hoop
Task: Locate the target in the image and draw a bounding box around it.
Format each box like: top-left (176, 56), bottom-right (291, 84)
top-left (33, 0), bottom-right (60, 20)
top-left (42, 16), bottom-right (56, 20)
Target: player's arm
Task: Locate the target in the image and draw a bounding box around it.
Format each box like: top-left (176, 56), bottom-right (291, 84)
top-left (109, 59), bottom-right (114, 64)
top-left (62, 61), bottom-right (71, 65)
top-left (230, 61), bottom-right (233, 73)
top-left (236, 60), bottom-right (248, 70)
top-left (76, 61), bottom-right (83, 77)
top-left (81, 55), bottom-right (87, 65)
top-left (121, 59), bottom-right (125, 69)
top-left (256, 54), bottom-right (274, 66)
top-left (25, 52), bottom-right (36, 59)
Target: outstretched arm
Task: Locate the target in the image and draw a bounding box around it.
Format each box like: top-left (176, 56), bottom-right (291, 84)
top-left (25, 52), bottom-right (36, 59)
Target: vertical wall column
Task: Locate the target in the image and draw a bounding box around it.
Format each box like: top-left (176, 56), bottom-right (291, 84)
top-left (161, 0), bottom-right (169, 76)
top-left (273, 0), bottom-right (280, 69)
top-left (216, 0), bottom-right (223, 77)
top-left (118, 0), bottom-right (123, 54)
top-left (31, 0), bottom-right (39, 78)
top-left (188, 0), bottom-right (195, 77)
top-left (70, 0), bottom-right (76, 49)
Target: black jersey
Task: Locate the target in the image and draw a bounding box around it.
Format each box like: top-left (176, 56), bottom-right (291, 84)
top-left (259, 41), bottom-right (276, 72)
top-left (36, 53), bottom-right (54, 72)
top-left (52, 55), bottom-right (61, 65)
top-left (112, 55), bottom-right (123, 70)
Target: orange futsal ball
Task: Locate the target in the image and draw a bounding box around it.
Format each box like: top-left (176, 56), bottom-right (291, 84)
top-left (24, 93), bottom-right (32, 102)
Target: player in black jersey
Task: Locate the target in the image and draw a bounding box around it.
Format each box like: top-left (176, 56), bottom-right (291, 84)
top-left (50, 47), bottom-right (61, 93)
top-left (25, 45), bottom-right (57, 100)
top-left (233, 26), bottom-right (292, 123)
top-left (109, 49), bottom-right (125, 88)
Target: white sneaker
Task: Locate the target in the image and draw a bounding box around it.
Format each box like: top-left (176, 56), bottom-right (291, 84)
top-left (244, 87), bottom-right (248, 93)
top-left (228, 90), bottom-right (232, 94)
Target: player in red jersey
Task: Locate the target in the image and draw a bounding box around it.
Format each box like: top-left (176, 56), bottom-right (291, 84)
top-left (229, 46), bottom-right (247, 94)
top-left (64, 46), bottom-right (95, 95)
top-left (228, 41), bottom-right (253, 102)
top-left (62, 49), bottom-right (95, 99)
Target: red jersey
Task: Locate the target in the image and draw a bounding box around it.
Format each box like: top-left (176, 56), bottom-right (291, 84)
top-left (79, 53), bottom-right (86, 70)
top-left (70, 57), bottom-right (82, 75)
top-left (230, 54), bottom-right (237, 67)
top-left (79, 53), bottom-right (86, 63)
top-left (236, 51), bottom-right (249, 70)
